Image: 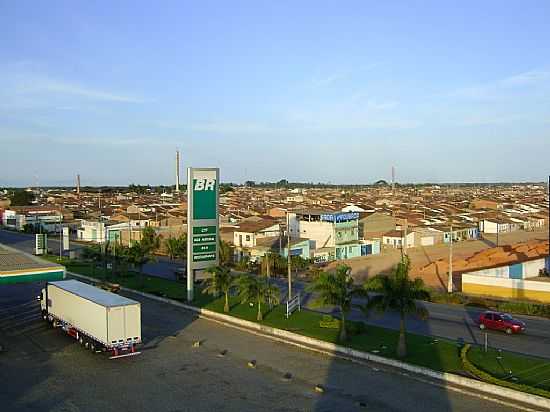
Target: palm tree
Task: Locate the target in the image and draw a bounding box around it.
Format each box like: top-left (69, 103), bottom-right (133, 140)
top-left (363, 256), bottom-right (430, 358)
top-left (126, 242), bottom-right (153, 286)
top-left (236, 275), bottom-right (280, 321)
top-left (81, 245), bottom-right (102, 276)
top-left (307, 264), bottom-right (366, 342)
top-left (202, 266), bottom-right (235, 313)
top-left (140, 226), bottom-right (160, 253)
top-left (165, 236), bottom-right (182, 261)
top-left (219, 240), bottom-right (233, 267)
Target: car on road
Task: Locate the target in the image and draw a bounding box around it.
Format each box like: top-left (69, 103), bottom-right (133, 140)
top-left (478, 311), bottom-right (526, 334)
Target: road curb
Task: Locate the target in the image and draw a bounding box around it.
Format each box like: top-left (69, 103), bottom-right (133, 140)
top-left (66, 271), bottom-right (550, 410)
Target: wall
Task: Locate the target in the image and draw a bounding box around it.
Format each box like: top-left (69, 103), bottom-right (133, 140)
top-left (462, 274), bottom-right (550, 303)
top-left (298, 220), bottom-right (334, 248)
top-left (334, 220), bottom-right (359, 245)
top-left (464, 258), bottom-right (546, 280)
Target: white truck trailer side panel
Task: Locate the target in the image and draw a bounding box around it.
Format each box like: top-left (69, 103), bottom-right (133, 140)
top-left (48, 284), bottom-right (109, 344)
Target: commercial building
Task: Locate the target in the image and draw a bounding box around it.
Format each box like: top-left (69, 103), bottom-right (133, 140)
top-left (289, 210), bottom-right (361, 262)
top-left (2, 207), bottom-right (63, 232)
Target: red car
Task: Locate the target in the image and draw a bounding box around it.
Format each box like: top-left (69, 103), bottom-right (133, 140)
top-left (478, 311), bottom-right (526, 334)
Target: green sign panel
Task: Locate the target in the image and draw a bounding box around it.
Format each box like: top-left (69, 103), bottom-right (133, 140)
top-left (193, 252), bottom-right (217, 262)
top-left (193, 178), bottom-right (217, 220)
top-left (193, 244), bottom-right (216, 254)
top-left (193, 235), bottom-right (216, 244)
top-left (193, 226), bottom-right (216, 235)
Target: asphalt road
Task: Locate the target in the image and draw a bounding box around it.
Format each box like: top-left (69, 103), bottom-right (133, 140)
top-left (0, 281), bottom-right (536, 412)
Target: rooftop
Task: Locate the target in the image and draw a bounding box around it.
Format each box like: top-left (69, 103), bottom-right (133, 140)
top-left (0, 243), bottom-right (64, 274)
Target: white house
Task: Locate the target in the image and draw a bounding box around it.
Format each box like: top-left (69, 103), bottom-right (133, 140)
top-left (233, 220), bottom-right (280, 248)
top-left (382, 230), bottom-right (415, 249)
top-left (77, 220), bottom-right (107, 243)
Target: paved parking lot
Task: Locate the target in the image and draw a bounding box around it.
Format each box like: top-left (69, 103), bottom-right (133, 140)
top-left (0, 281), bottom-right (532, 412)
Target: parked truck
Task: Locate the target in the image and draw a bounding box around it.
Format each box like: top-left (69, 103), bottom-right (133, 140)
top-left (39, 279), bottom-right (141, 358)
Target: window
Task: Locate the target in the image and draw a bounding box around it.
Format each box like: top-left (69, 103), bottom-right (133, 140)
top-left (493, 314), bottom-right (502, 322)
top-left (485, 313), bottom-right (493, 321)
top-left (246, 235), bottom-right (250, 241)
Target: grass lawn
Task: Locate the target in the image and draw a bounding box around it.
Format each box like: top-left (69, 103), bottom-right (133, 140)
top-left (46, 255), bottom-right (548, 395)
top-left (468, 346), bottom-right (550, 392)
top-left (201, 292), bottom-right (464, 373)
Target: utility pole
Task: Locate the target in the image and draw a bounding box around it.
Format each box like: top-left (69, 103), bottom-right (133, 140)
top-left (266, 252), bottom-right (270, 283)
top-left (403, 219), bottom-right (408, 257)
top-left (287, 212), bottom-right (292, 300)
top-left (58, 214), bottom-right (62, 261)
top-left (448, 217), bottom-right (453, 293)
top-left (496, 206), bottom-right (500, 247)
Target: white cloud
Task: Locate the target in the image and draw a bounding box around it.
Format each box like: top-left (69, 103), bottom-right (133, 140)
top-left (502, 70), bottom-right (550, 86)
top-left (448, 68), bottom-right (550, 100)
top-left (32, 79), bottom-right (146, 103)
top-left (0, 63), bottom-right (147, 107)
top-left (309, 63), bottom-right (380, 89)
top-left (14, 77), bottom-right (146, 103)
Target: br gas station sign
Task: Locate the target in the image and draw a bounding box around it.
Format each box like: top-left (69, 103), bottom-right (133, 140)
top-left (186, 168), bottom-right (219, 301)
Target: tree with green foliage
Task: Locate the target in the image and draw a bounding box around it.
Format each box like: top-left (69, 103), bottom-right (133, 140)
top-left (9, 190), bottom-right (34, 206)
top-left (165, 235), bottom-right (186, 260)
top-left (307, 264), bottom-right (367, 342)
top-left (126, 242), bottom-right (154, 285)
top-left (236, 275), bottom-right (280, 321)
top-left (202, 266), bottom-right (235, 313)
top-left (219, 239), bottom-right (233, 267)
top-left (80, 244), bottom-right (102, 276)
top-left (234, 255), bottom-right (251, 272)
top-left (220, 184), bottom-right (234, 194)
top-left (290, 255), bottom-right (310, 273)
top-left (140, 226), bottom-right (160, 253)
top-left (362, 256), bottom-right (430, 358)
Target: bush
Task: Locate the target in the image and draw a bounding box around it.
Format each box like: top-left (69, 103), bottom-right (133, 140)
top-left (430, 291), bottom-right (467, 305)
top-left (319, 315), bottom-right (340, 329)
top-left (495, 301), bottom-right (550, 318)
top-left (460, 344), bottom-right (550, 399)
top-left (346, 321), bottom-right (367, 336)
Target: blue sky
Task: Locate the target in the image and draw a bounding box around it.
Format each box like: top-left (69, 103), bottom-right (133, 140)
top-left (1, 0), bottom-right (549, 186)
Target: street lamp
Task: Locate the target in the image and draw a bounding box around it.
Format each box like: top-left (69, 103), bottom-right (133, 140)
top-left (448, 217), bottom-right (453, 294)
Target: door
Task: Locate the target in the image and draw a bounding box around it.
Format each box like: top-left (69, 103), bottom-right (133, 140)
top-left (509, 263), bottom-right (522, 279)
top-left (107, 307), bottom-right (125, 344)
top-left (484, 313), bottom-right (494, 329)
top-left (492, 314), bottom-right (504, 330)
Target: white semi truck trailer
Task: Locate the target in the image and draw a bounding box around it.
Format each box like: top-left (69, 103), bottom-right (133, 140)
top-left (40, 279), bottom-right (141, 358)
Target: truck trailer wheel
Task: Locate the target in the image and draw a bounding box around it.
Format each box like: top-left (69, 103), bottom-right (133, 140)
top-left (89, 342), bottom-right (97, 352)
top-left (78, 336), bottom-right (84, 345)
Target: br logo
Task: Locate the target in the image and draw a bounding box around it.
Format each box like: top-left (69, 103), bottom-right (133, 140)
top-left (194, 178), bottom-right (216, 191)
